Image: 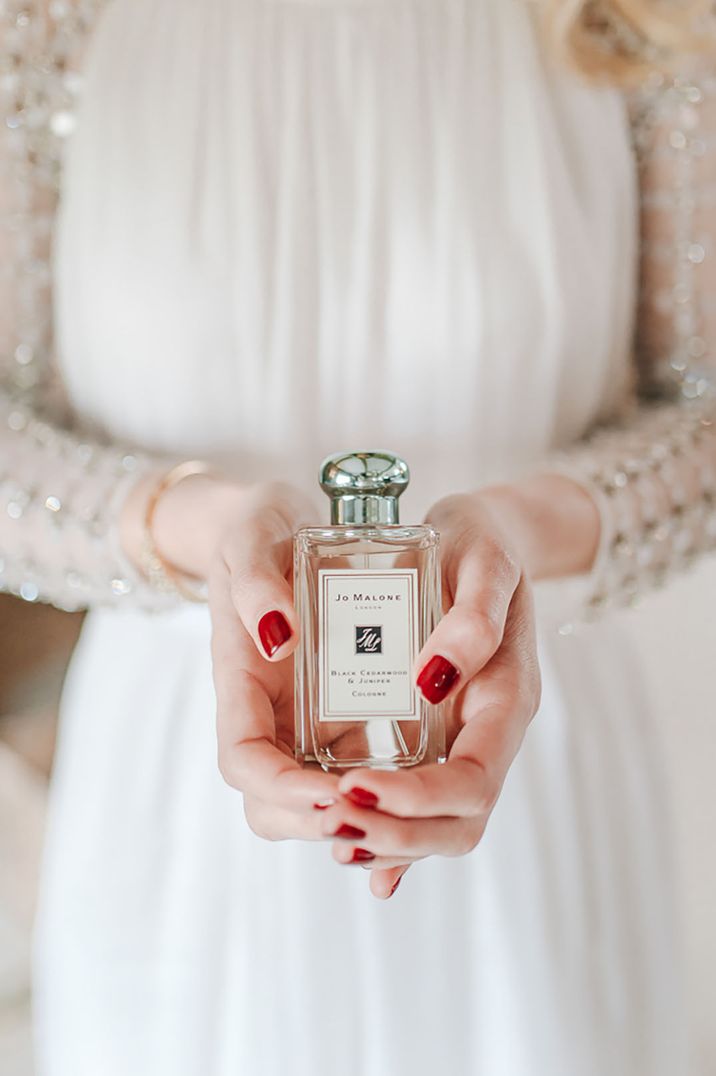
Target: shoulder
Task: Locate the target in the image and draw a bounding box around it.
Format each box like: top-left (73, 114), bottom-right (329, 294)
top-left (0, 0), bottom-right (105, 63)
top-left (1, 0), bottom-right (107, 135)
top-left (624, 61), bottom-right (716, 159)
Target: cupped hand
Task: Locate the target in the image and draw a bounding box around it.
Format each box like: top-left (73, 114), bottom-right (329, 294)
top-left (206, 481), bottom-right (341, 839)
top-left (314, 490), bottom-right (543, 899)
top-left (162, 474), bottom-right (542, 895)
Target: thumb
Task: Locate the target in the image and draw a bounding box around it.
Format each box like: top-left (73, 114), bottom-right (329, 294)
top-left (414, 537), bottom-right (520, 704)
top-left (222, 522), bottom-right (299, 661)
top-left (369, 864), bottom-right (411, 900)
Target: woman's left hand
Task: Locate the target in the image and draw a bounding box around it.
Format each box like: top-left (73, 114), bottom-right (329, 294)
top-left (316, 489), bottom-right (543, 899)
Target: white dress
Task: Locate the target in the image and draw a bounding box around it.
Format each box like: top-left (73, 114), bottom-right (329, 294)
top-left (28, 0), bottom-right (688, 1072)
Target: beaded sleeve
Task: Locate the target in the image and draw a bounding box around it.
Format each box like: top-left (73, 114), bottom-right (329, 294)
top-left (543, 69), bottom-right (716, 624)
top-left (0, 1), bottom-right (181, 613)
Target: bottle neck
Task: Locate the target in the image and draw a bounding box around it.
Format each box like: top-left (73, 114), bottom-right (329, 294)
top-left (330, 495), bottom-right (400, 525)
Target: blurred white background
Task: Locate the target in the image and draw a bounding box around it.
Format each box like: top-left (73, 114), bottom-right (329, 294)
top-left (0, 563), bottom-right (714, 1075)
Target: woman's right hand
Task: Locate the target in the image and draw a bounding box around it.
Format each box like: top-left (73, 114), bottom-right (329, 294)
top-left (122, 474), bottom-right (341, 838)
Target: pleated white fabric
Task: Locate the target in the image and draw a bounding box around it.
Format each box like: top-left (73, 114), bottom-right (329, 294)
top-left (32, 0), bottom-right (688, 1073)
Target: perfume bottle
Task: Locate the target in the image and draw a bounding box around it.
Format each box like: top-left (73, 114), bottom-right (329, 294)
top-left (294, 451), bottom-right (445, 772)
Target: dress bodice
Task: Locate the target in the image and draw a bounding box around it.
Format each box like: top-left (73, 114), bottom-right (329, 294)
top-left (53, 0), bottom-right (637, 520)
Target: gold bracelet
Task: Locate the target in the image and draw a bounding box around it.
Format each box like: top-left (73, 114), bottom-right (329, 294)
top-left (139, 459), bottom-right (217, 603)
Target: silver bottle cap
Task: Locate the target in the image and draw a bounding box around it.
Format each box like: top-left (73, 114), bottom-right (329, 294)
top-left (319, 451), bottom-right (409, 525)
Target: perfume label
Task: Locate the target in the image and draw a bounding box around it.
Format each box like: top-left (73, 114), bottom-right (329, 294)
top-left (318, 568), bottom-right (419, 722)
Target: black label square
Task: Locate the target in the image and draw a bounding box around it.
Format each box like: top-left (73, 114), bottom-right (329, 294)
top-left (355, 626), bottom-right (382, 654)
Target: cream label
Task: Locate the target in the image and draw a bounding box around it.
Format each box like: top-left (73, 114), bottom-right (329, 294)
top-left (318, 568), bottom-right (419, 722)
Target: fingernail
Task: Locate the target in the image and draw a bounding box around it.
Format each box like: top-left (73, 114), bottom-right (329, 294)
top-left (351, 848), bottom-right (375, 863)
top-left (345, 786), bottom-right (379, 809)
top-left (417, 655), bottom-right (459, 704)
top-left (258, 610), bottom-right (292, 658)
top-left (313, 799), bottom-right (336, 810)
top-left (389, 876), bottom-right (402, 898)
top-left (334, 823), bottom-right (367, 840)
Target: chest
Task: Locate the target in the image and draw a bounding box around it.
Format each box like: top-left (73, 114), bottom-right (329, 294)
top-left (52, 0), bottom-right (638, 469)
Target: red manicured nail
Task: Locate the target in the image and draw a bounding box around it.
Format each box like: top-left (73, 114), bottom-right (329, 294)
top-left (389, 876), bottom-right (402, 897)
top-left (313, 799), bottom-right (335, 810)
top-left (417, 655), bottom-right (459, 704)
top-left (351, 848), bottom-right (375, 863)
top-left (334, 823), bottom-right (367, 840)
top-left (345, 786), bottom-right (379, 809)
top-left (258, 611), bottom-right (292, 657)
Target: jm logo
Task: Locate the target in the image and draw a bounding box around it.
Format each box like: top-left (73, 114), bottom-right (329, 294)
top-left (355, 626), bottom-right (382, 654)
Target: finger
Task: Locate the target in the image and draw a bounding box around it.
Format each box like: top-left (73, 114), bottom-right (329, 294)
top-left (335, 706), bottom-right (527, 823)
top-left (414, 533), bottom-right (520, 705)
top-left (334, 850), bottom-right (417, 870)
top-left (337, 581), bottom-right (539, 819)
top-left (210, 562), bottom-right (339, 807)
top-left (243, 796), bottom-right (331, 842)
top-left (454, 576), bottom-right (540, 749)
top-left (335, 756), bottom-right (494, 820)
top-left (221, 518), bottom-right (298, 662)
top-left (321, 801), bottom-right (484, 858)
top-left (217, 676), bottom-right (339, 808)
top-left (369, 865), bottom-right (411, 900)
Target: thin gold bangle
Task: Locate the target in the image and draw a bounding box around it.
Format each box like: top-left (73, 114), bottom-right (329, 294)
top-left (139, 459), bottom-right (217, 602)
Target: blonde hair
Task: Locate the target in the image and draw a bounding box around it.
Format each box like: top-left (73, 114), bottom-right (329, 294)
top-left (544, 0), bottom-right (713, 83)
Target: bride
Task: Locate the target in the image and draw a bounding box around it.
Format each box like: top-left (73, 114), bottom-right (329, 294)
top-left (1, 0), bottom-right (714, 1073)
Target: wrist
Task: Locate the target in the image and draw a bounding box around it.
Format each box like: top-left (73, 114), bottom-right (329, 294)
top-left (120, 467), bottom-right (246, 583)
top-left (156, 472), bottom-right (247, 580)
top-left (476, 473), bottom-right (601, 582)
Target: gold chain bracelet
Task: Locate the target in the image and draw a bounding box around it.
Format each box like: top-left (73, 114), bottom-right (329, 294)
top-left (139, 459), bottom-right (218, 603)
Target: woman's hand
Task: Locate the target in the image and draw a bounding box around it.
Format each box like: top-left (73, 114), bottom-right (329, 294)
top-left (122, 473), bottom-right (341, 838)
top-left (314, 488), bottom-right (546, 899)
top-left (207, 481), bottom-right (347, 838)
top-left (120, 467), bottom-right (599, 891)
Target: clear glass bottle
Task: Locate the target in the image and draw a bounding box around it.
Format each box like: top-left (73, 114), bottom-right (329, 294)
top-left (294, 451), bottom-right (445, 772)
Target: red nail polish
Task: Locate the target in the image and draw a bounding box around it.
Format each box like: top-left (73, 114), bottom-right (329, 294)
top-left (351, 848), bottom-right (375, 863)
top-left (313, 799), bottom-right (335, 810)
top-left (334, 823), bottom-right (367, 840)
top-left (417, 655), bottom-right (459, 704)
top-left (389, 876), bottom-right (402, 897)
top-left (345, 786), bottom-right (379, 809)
top-left (258, 611), bottom-right (292, 658)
